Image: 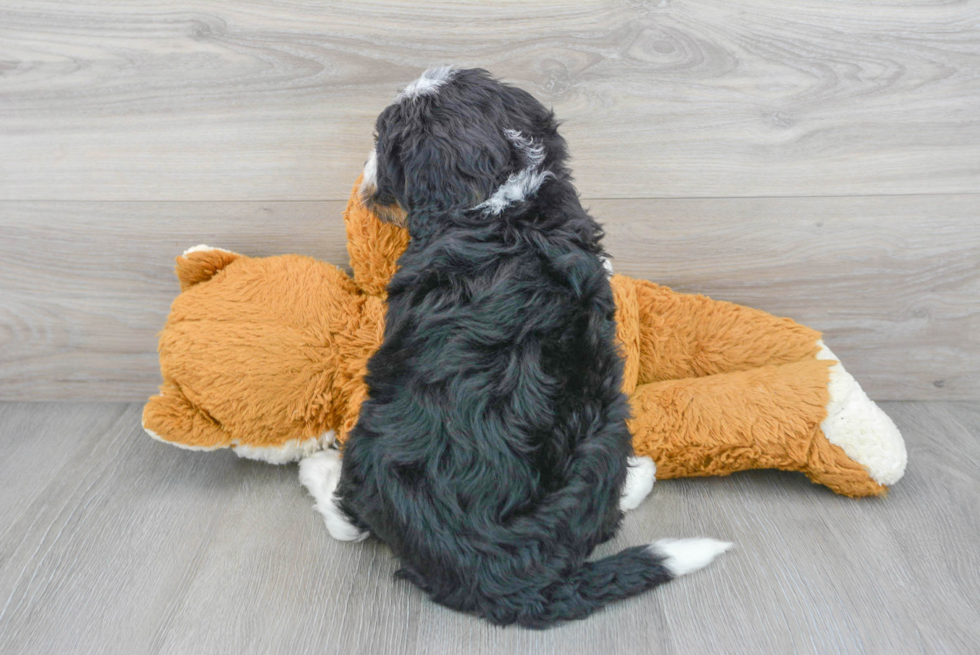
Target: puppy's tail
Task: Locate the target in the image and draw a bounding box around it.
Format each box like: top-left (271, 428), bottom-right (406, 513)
top-left (512, 538), bottom-right (731, 628)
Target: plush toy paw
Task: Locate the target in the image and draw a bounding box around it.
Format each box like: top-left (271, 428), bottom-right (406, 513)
top-left (620, 455), bottom-right (656, 511)
top-left (298, 450), bottom-right (368, 542)
top-left (816, 341), bottom-right (907, 486)
top-left (232, 432), bottom-right (336, 465)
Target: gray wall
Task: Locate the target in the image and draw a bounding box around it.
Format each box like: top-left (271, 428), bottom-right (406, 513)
top-left (2, 0), bottom-right (978, 401)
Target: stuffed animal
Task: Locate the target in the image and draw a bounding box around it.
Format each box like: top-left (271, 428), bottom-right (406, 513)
top-left (143, 180), bottom-right (907, 498)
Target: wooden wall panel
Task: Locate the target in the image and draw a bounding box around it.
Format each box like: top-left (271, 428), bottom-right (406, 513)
top-left (1, 0), bottom-right (978, 200)
top-left (1, 195), bottom-right (976, 401)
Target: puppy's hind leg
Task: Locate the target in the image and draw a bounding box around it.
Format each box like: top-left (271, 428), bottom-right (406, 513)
top-left (620, 455), bottom-right (656, 511)
top-left (299, 450), bottom-right (368, 542)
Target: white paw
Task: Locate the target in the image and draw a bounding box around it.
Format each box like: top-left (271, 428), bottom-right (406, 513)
top-left (816, 341), bottom-right (907, 486)
top-left (298, 450), bottom-right (368, 542)
top-left (620, 456), bottom-right (656, 511)
top-left (650, 538), bottom-right (733, 577)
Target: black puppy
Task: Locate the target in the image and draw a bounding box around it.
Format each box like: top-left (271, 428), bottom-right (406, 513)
top-left (300, 68), bottom-right (729, 628)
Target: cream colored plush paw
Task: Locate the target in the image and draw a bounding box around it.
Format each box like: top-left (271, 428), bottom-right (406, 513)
top-left (298, 450), bottom-right (368, 542)
top-left (621, 455), bottom-right (656, 511)
top-left (233, 431), bottom-right (335, 465)
top-left (816, 341), bottom-right (907, 486)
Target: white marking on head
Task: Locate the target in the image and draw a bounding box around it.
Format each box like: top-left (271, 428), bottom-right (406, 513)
top-left (473, 129), bottom-right (554, 215)
top-left (360, 148), bottom-right (378, 196)
top-left (396, 66), bottom-right (457, 102)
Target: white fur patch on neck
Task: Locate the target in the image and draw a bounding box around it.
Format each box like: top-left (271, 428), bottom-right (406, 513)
top-left (360, 148), bottom-right (378, 196)
top-left (473, 129), bottom-right (553, 215)
top-left (396, 66), bottom-right (456, 102)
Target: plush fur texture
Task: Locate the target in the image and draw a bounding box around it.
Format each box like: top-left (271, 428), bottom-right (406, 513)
top-left (143, 179), bottom-right (905, 497)
top-left (331, 68), bottom-right (723, 628)
top-left (143, 248), bottom-right (387, 452)
top-left (620, 282), bottom-right (900, 497)
top-left (816, 341), bottom-right (906, 485)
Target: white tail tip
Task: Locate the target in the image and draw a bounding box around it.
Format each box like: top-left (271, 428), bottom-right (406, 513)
top-left (650, 538), bottom-right (733, 577)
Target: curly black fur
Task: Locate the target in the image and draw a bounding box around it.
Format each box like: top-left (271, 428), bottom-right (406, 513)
top-left (338, 68), bottom-right (674, 628)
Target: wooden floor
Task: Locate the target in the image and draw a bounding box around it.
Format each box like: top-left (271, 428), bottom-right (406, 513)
top-left (1, 401), bottom-right (978, 654)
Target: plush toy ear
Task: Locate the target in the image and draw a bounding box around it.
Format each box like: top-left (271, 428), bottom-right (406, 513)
top-left (174, 245), bottom-right (241, 291)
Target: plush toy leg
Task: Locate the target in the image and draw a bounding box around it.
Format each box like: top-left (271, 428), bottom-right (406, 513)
top-left (627, 359), bottom-right (889, 497)
top-left (145, 378), bottom-right (336, 463)
top-left (614, 276), bottom-right (825, 387)
top-left (816, 341), bottom-right (906, 487)
top-left (619, 277), bottom-right (907, 495)
top-left (142, 381), bottom-right (231, 451)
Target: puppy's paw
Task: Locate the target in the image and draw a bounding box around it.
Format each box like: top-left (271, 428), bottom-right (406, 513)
top-left (620, 455), bottom-right (656, 511)
top-left (299, 450), bottom-right (368, 542)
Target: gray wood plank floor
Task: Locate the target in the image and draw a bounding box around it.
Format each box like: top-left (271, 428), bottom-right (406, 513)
top-left (1, 401), bottom-right (977, 654)
top-left (2, 0), bottom-right (978, 403)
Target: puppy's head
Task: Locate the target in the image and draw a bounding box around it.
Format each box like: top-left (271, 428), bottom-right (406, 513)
top-left (360, 67), bottom-right (563, 231)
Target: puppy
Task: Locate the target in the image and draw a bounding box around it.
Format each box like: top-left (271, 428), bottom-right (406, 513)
top-left (300, 68), bottom-right (729, 628)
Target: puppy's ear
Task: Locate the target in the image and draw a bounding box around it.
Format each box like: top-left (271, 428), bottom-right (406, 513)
top-left (497, 84), bottom-right (565, 166)
top-left (401, 125), bottom-right (512, 214)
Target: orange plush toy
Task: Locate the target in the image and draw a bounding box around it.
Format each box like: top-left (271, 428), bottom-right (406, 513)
top-left (143, 181), bottom-right (907, 498)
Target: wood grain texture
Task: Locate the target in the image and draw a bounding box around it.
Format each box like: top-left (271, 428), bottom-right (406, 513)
top-left (597, 194), bottom-right (980, 401)
top-left (0, 401), bottom-right (977, 654)
top-left (2, 195), bottom-right (977, 401)
top-left (0, 200), bottom-right (348, 401)
top-left (1, 0), bottom-right (978, 201)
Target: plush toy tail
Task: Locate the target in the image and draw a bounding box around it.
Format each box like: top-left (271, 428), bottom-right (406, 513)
top-left (175, 245), bottom-right (242, 291)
